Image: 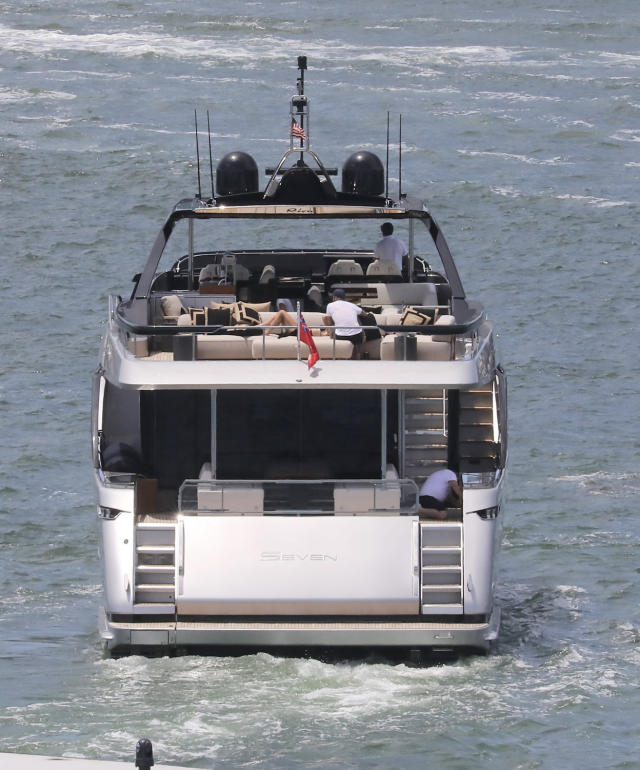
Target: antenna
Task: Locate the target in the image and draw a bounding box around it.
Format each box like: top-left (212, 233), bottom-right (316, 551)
top-left (297, 55), bottom-right (307, 96)
top-left (194, 109), bottom-right (202, 199)
top-left (207, 109), bottom-right (215, 199)
top-left (385, 111), bottom-right (390, 200)
top-left (398, 113), bottom-right (403, 201)
top-left (296, 55), bottom-right (307, 163)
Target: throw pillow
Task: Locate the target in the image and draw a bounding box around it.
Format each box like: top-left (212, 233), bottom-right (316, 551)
top-left (239, 300), bottom-right (271, 313)
top-left (400, 307), bottom-right (433, 326)
top-left (188, 307), bottom-right (207, 326)
top-left (206, 307), bottom-right (232, 326)
top-left (232, 302), bottom-right (261, 326)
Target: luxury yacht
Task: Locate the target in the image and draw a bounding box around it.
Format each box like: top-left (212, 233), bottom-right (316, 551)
top-left (93, 58), bottom-right (507, 656)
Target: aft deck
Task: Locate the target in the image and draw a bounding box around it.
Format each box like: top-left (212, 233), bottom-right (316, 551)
top-left (105, 272), bottom-right (495, 389)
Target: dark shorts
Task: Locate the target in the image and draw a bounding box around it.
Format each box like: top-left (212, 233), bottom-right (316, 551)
top-left (419, 494), bottom-right (447, 511)
top-left (335, 331), bottom-right (364, 345)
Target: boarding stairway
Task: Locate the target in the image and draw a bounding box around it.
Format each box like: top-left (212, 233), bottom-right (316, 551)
top-left (458, 384), bottom-right (499, 472)
top-left (403, 389), bottom-right (449, 486)
top-left (134, 520), bottom-right (176, 612)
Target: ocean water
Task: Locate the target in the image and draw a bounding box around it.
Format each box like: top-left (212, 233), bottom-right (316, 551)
top-left (1, 1), bottom-right (639, 768)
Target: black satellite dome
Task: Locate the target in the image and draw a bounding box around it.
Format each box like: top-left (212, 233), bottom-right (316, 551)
top-left (216, 151), bottom-right (259, 196)
top-left (341, 151), bottom-right (384, 196)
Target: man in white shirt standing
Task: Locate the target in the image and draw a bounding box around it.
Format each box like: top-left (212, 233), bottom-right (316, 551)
top-left (323, 288), bottom-right (364, 352)
top-left (418, 468), bottom-right (462, 520)
top-left (374, 222), bottom-right (408, 274)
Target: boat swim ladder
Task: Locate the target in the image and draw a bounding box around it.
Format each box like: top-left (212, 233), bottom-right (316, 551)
top-left (134, 521), bottom-right (176, 611)
top-left (420, 521), bottom-right (463, 614)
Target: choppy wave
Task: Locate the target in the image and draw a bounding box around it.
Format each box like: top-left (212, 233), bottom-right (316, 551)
top-left (459, 150), bottom-right (571, 166)
top-left (0, 87), bottom-right (76, 104)
top-left (0, 24), bottom-right (591, 72)
top-left (550, 471), bottom-right (640, 497)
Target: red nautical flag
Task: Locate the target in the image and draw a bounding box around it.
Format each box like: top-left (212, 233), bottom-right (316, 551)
top-left (299, 314), bottom-right (319, 369)
top-left (291, 119), bottom-right (306, 141)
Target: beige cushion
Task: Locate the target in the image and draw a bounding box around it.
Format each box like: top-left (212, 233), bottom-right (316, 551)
top-left (251, 336), bottom-right (302, 359)
top-left (312, 337), bottom-right (354, 359)
top-left (238, 300), bottom-right (271, 313)
top-left (196, 335), bottom-right (252, 359)
top-left (366, 260), bottom-right (402, 277)
top-left (250, 335), bottom-right (353, 360)
top-left (327, 259), bottom-right (363, 276)
top-left (198, 485), bottom-right (264, 513)
top-left (176, 314), bottom-right (193, 327)
top-left (334, 484), bottom-right (375, 514)
top-left (382, 312), bottom-right (402, 326)
top-left (302, 312), bottom-right (326, 331)
top-left (380, 335), bottom-right (451, 361)
top-left (161, 295), bottom-right (186, 318)
top-left (431, 314), bottom-right (455, 342)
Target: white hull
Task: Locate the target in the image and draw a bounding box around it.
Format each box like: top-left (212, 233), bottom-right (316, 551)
top-left (93, 60), bottom-right (508, 656)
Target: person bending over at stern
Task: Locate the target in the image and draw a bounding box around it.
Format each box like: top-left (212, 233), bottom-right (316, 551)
top-left (418, 468), bottom-right (461, 520)
top-left (323, 288), bottom-right (364, 352)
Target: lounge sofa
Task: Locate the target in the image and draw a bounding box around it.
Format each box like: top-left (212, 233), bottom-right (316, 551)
top-left (379, 314), bottom-right (456, 361)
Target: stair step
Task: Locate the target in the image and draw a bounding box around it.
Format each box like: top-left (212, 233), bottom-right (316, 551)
top-left (421, 604), bottom-right (463, 613)
top-left (406, 448), bottom-right (448, 461)
top-left (131, 603), bottom-right (175, 614)
top-left (459, 396), bottom-right (492, 409)
top-left (135, 583), bottom-right (175, 592)
top-left (136, 521), bottom-right (176, 529)
top-left (459, 442), bottom-right (498, 458)
top-left (136, 544), bottom-right (175, 553)
top-left (406, 435), bottom-right (448, 446)
top-left (136, 564), bottom-right (175, 573)
top-left (406, 389), bottom-right (445, 398)
top-left (459, 425), bottom-right (494, 441)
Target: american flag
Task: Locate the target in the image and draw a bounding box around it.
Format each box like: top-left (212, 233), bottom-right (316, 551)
top-left (291, 119), bottom-right (306, 141)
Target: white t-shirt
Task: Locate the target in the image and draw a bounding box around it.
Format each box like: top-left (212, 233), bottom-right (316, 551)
top-left (419, 469), bottom-right (457, 502)
top-left (374, 234), bottom-right (408, 270)
top-left (325, 300), bottom-right (363, 336)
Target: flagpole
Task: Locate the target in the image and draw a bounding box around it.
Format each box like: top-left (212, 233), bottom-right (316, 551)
top-left (296, 300), bottom-right (301, 362)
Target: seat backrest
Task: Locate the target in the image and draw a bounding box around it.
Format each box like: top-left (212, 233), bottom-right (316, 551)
top-left (328, 259), bottom-right (364, 276)
top-left (366, 260), bottom-right (402, 277)
top-left (259, 264), bottom-right (276, 284)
